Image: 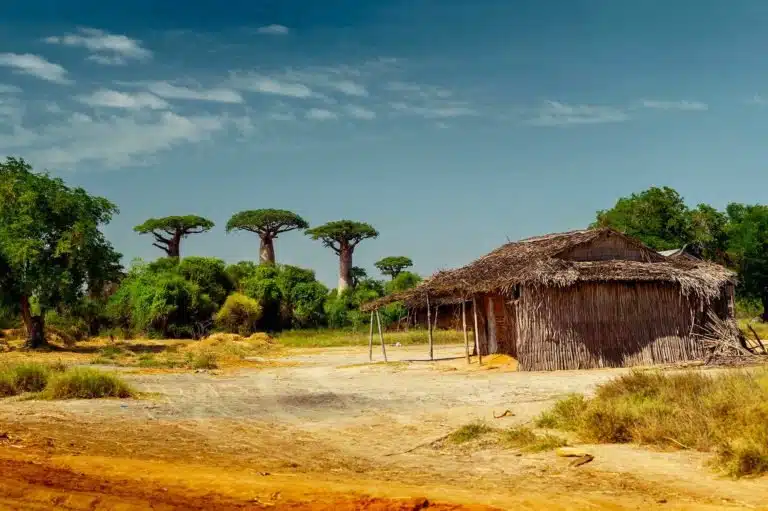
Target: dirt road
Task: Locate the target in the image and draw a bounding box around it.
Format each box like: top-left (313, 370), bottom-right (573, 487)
top-left (1, 344), bottom-right (766, 510)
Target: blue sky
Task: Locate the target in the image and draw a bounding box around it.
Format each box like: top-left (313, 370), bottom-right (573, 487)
top-left (1, 1), bottom-right (767, 286)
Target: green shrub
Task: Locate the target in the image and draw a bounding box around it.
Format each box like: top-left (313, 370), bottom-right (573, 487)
top-left (501, 426), bottom-right (567, 452)
top-left (536, 394), bottom-right (587, 430)
top-left (215, 293), bottom-right (263, 335)
top-left (44, 368), bottom-right (134, 399)
top-left (448, 422), bottom-right (494, 444)
top-left (0, 362), bottom-right (66, 397)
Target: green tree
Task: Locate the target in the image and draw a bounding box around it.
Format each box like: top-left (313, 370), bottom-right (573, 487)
top-left (385, 271), bottom-right (422, 295)
top-left (350, 266), bottom-right (368, 288)
top-left (178, 257), bottom-right (234, 308)
top-left (594, 186), bottom-right (693, 250)
top-left (690, 204), bottom-right (730, 263)
top-left (226, 209), bottom-right (309, 265)
top-left (0, 157), bottom-right (121, 347)
top-left (726, 204), bottom-right (768, 320)
top-left (225, 261), bottom-right (259, 291)
top-left (134, 215), bottom-right (214, 258)
top-left (306, 220), bottom-right (379, 292)
top-left (375, 256), bottom-right (413, 279)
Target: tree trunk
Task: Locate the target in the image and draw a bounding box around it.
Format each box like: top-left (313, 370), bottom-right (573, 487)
top-left (168, 232), bottom-right (182, 258)
top-left (338, 247), bottom-right (353, 292)
top-left (259, 236), bottom-right (276, 265)
top-left (762, 293), bottom-right (768, 323)
top-left (21, 296), bottom-right (45, 349)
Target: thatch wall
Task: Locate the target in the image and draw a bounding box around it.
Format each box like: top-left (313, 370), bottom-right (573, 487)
top-left (487, 281), bottom-right (734, 371)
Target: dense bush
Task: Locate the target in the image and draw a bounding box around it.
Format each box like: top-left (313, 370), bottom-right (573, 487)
top-left (44, 368), bottom-right (134, 399)
top-left (215, 293), bottom-right (263, 335)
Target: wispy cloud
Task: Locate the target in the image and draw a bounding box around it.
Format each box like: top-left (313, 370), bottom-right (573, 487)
top-left (256, 24), bottom-right (290, 35)
top-left (230, 74), bottom-right (313, 98)
top-left (2, 111), bottom-right (226, 168)
top-left (0, 53), bottom-right (70, 84)
top-left (0, 84), bottom-right (22, 94)
top-left (345, 105), bottom-right (376, 120)
top-left (44, 28), bottom-right (152, 65)
top-left (330, 80), bottom-right (368, 97)
top-left (390, 101), bottom-right (476, 118)
top-left (641, 99), bottom-right (708, 111)
top-left (77, 89), bottom-right (169, 110)
top-left (306, 108), bottom-right (338, 121)
top-left (269, 112), bottom-right (296, 121)
top-left (386, 82), bottom-right (452, 99)
top-left (749, 95), bottom-right (768, 106)
top-left (146, 81), bottom-right (243, 104)
top-left (527, 101), bottom-right (628, 126)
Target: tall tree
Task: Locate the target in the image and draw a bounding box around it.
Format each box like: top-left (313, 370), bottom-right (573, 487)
top-left (306, 220), bottom-right (379, 292)
top-left (593, 186), bottom-right (693, 250)
top-left (225, 209), bottom-right (309, 264)
top-left (726, 203), bottom-right (768, 321)
top-left (134, 215), bottom-right (214, 258)
top-left (350, 266), bottom-right (368, 288)
top-left (0, 157), bottom-right (121, 348)
top-left (375, 256), bottom-right (414, 279)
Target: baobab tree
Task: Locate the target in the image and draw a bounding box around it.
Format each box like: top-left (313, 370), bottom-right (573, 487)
top-left (134, 215), bottom-right (214, 258)
top-left (226, 209), bottom-right (309, 265)
top-left (374, 256), bottom-right (413, 279)
top-left (306, 220), bottom-right (379, 292)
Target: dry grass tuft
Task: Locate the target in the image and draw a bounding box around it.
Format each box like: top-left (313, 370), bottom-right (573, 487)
top-left (501, 426), bottom-right (568, 452)
top-left (447, 422), bottom-right (494, 444)
top-left (0, 362), bottom-right (67, 397)
top-left (537, 369), bottom-right (768, 477)
top-left (43, 368), bottom-right (134, 399)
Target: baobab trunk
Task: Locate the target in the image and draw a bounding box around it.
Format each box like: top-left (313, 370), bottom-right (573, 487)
top-left (338, 247), bottom-right (353, 292)
top-left (259, 236), bottom-right (276, 265)
top-left (167, 232), bottom-right (182, 258)
top-left (21, 296), bottom-right (45, 349)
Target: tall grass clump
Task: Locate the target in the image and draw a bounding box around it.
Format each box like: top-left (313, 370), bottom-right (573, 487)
top-left (44, 368), bottom-right (134, 399)
top-left (501, 426), bottom-right (567, 452)
top-left (448, 422), bottom-right (494, 444)
top-left (0, 362), bottom-right (66, 397)
top-left (537, 369), bottom-right (768, 477)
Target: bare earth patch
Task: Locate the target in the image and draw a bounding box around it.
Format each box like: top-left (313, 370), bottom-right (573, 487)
top-left (1, 343), bottom-right (767, 509)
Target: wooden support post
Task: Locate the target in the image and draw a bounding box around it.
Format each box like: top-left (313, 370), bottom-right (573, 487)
top-left (472, 295), bottom-right (482, 365)
top-left (462, 300), bottom-right (470, 364)
top-left (376, 309), bottom-right (388, 363)
top-left (426, 294), bottom-right (434, 360)
top-left (368, 311), bottom-right (375, 361)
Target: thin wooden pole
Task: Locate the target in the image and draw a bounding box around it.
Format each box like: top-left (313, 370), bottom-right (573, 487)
top-left (462, 300), bottom-right (470, 364)
top-left (426, 294), bottom-right (434, 360)
top-left (368, 311), bottom-right (375, 361)
top-left (472, 295), bottom-right (482, 365)
top-left (376, 309), bottom-right (388, 362)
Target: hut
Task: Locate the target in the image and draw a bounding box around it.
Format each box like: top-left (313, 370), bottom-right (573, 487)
top-left (363, 228), bottom-right (735, 371)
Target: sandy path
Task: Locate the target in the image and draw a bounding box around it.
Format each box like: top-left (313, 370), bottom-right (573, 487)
top-left (1, 344), bottom-right (766, 509)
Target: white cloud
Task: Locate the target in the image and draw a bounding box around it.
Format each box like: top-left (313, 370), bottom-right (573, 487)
top-left (257, 24), bottom-right (290, 35)
top-left (0, 84), bottom-right (22, 94)
top-left (750, 95), bottom-right (768, 106)
top-left (331, 80), bottom-right (368, 97)
top-left (45, 28), bottom-right (152, 65)
top-left (527, 101), bottom-right (628, 126)
top-left (0, 53), bottom-right (70, 84)
top-left (306, 108), bottom-right (338, 121)
top-left (77, 89), bottom-right (169, 110)
top-left (390, 101), bottom-right (476, 118)
top-left (146, 81), bottom-right (243, 104)
top-left (344, 105), bottom-right (376, 120)
top-left (386, 81), bottom-right (453, 99)
top-left (231, 74), bottom-right (313, 98)
top-left (641, 99), bottom-right (708, 111)
top-left (1, 111), bottom-right (225, 168)
top-left (269, 112), bottom-right (296, 121)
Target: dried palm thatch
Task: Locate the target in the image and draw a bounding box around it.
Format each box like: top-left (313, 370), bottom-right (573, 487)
top-left (362, 228), bottom-right (735, 312)
top-left (697, 311), bottom-right (767, 366)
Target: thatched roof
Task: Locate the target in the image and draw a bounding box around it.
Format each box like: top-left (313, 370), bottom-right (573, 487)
top-left (361, 228), bottom-right (735, 311)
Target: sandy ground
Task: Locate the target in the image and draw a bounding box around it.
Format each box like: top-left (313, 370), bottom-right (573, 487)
top-left (1, 343), bottom-right (767, 510)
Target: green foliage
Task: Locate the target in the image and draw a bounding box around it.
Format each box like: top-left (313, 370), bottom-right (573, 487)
top-left (178, 257), bottom-right (234, 307)
top-left (276, 328), bottom-right (464, 348)
top-left (225, 261), bottom-right (259, 291)
top-left (305, 220), bottom-right (379, 250)
top-left (133, 215), bottom-right (214, 235)
top-left (594, 186), bottom-right (695, 250)
top-left (538, 370), bottom-right (768, 477)
top-left (106, 261), bottom-right (216, 338)
top-left (726, 204), bottom-right (768, 316)
top-left (189, 351), bottom-right (218, 370)
top-left (215, 293), bottom-right (263, 335)
top-left (290, 282), bottom-right (329, 328)
top-left (385, 271), bottom-right (422, 294)
top-left (0, 157), bottom-right (122, 345)
top-left (375, 256), bottom-right (414, 279)
top-left (226, 209), bottom-right (309, 235)
top-left (44, 368), bottom-right (134, 399)
top-left (500, 426), bottom-right (567, 452)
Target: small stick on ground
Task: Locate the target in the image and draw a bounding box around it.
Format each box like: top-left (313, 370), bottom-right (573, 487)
top-left (384, 433), bottom-right (452, 457)
top-left (493, 409), bottom-right (514, 419)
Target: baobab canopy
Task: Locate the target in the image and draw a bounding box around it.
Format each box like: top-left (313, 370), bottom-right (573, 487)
top-left (226, 209), bottom-right (309, 265)
top-left (134, 215), bottom-right (214, 258)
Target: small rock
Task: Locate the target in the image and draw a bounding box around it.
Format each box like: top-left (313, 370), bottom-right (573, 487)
top-left (657, 499), bottom-right (668, 504)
